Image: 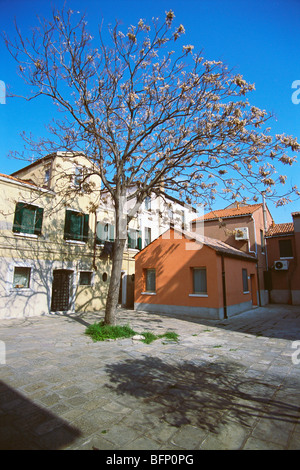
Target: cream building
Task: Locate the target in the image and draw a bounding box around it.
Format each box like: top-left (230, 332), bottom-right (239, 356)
top-left (0, 153), bottom-right (109, 319)
top-left (0, 152), bottom-right (196, 318)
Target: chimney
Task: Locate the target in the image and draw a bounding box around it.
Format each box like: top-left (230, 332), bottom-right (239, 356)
top-left (292, 212), bottom-right (300, 233)
top-left (292, 212), bottom-right (300, 255)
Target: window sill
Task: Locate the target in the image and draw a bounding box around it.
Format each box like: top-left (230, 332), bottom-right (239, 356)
top-left (10, 288), bottom-right (32, 292)
top-left (65, 239), bottom-right (87, 245)
top-left (13, 232), bottom-right (38, 239)
top-left (279, 257), bottom-right (294, 260)
top-left (189, 294), bottom-right (208, 297)
top-left (243, 291), bottom-right (250, 294)
top-left (141, 292), bottom-right (156, 295)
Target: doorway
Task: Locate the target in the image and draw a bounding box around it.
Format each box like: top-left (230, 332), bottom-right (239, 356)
top-left (51, 270), bottom-right (73, 311)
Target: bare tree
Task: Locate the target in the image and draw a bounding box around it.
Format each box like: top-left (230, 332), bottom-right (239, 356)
top-left (4, 7), bottom-right (300, 324)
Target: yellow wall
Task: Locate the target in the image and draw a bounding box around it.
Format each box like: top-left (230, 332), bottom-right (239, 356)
top-left (0, 156), bottom-right (110, 318)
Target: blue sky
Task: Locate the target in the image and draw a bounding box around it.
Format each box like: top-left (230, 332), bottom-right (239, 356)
top-left (0, 0), bottom-right (299, 223)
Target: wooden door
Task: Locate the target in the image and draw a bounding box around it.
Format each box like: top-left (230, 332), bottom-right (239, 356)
top-left (51, 270), bottom-right (72, 311)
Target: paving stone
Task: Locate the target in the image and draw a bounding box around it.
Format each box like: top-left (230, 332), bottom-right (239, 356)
top-left (102, 424), bottom-right (141, 447)
top-left (57, 386), bottom-right (83, 398)
top-left (38, 393), bottom-right (62, 407)
top-left (199, 420), bottom-right (250, 450)
top-left (71, 434), bottom-right (118, 450)
top-left (287, 431), bottom-right (300, 450)
top-left (0, 305), bottom-right (300, 450)
top-left (171, 425), bottom-right (208, 449)
top-left (122, 436), bottom-right (160, 450)
top-left (251, 415), bottom-right (296, 447)
top-left (243, 437), bottom-right (285, 450)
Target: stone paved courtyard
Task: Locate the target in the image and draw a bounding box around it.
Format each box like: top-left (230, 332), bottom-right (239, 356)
top-left (0, 304), bottom-right (300, 450)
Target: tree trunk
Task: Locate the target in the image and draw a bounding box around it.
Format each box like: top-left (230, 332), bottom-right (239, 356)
top-left (104, 237), bottom-right (126, 325)
top-left (104, 198), bottom-right (127, 325)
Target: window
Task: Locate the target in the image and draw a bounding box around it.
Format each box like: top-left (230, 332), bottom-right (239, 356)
top-left (193, 268), bottom-right (207, 295)
top-left (44, 166), bottom-right (51, 186)
top-left (79, 271), bottom-right (92, 286)
top-left (144, 227), bottom-right (151, 247)
top-left (145, 269), bottom-right (156, 293)
top-left (64, 210), bottom-right (89, 242)
top-left (242, 269), bottom-right (249, 293)
top-left (279, 239), bottom-right (293, 258)
top-left (96, 222), bottom-right (115, 244)
top-left (128, 228), bottom-right (142, 249)
top-left (145, 196), bottom-right (151, 211)
top-left (13, 267), bottom-right (31, 288)
top-left (74, 166), bottom-right (83, 188)
top-left (13, 202), bottom-right (44, 235)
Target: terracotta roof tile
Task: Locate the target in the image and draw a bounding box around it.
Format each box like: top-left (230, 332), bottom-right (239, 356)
top-left (182, 229), bottom-right (257, 260)
top-left (266, 223), bottom-right (294, 237)
top-left (194, 203), bottom-right (263, 222)
top-left (0, 173), bottom-right (37, 187)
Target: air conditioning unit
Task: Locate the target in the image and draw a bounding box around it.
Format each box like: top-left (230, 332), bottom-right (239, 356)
top-left (235, 227), bottom-right (249, 241)
top-left (274, 260), bottom-right (289, 271)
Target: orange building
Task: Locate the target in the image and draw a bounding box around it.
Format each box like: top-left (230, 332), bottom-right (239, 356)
top-left (191, 202), bottom-right (273, 306)
top-left (134, 228), bottom-right (258, 320)
top-left (265, 212), bottom-right (300, 305)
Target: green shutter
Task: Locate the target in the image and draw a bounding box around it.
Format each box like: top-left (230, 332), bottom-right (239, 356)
top-left (96, 222), bottom-right (114, 244)
top-left (96, 222), bottom-right (104, 243)
top-left (83, 214), bottom-right (89, 242)
top-left (13, 203), bottom-right (43, 235)
top-left (138, 230), bottom-right (142, 250)
top-left (109, 224), bottom-right (115, 242)
top-left (64, 210), bottom-right (72, 239)
top-left (13, 202), bottom-right (25, 233)
top-left (22, 206), bottom-right (36, 234)
top-left (64, 211), bottom-right (88, 241)
top-left (128, 229), bottom-right (141, 249)
top-left (71, 212), bottom-right (82, 240)
top-left (127, 230), bottom-right (132, 248)
top-left (34, 207), bottom-right (44, 235)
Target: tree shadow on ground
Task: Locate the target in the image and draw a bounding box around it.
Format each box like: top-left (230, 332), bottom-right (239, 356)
top-left (0, 381), bottom-right (81, 449)
top-left (104, 356), bottom-right (300, 433)
top-left (138, 305), bottom-right (300, 341)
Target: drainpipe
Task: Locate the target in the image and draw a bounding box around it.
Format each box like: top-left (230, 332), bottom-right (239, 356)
top-left (256, 263), bottom-right (262, 307)
top-left (262, 192), bottom-right (269, 270)
top-left (261, 192), bottom-right (270, 305)
top-left (249, 216), bottom-right (257, 256)
top-left (221, 255), bottom-right (228, 319)
top-left (93, 210), bottom-right (98, 271)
